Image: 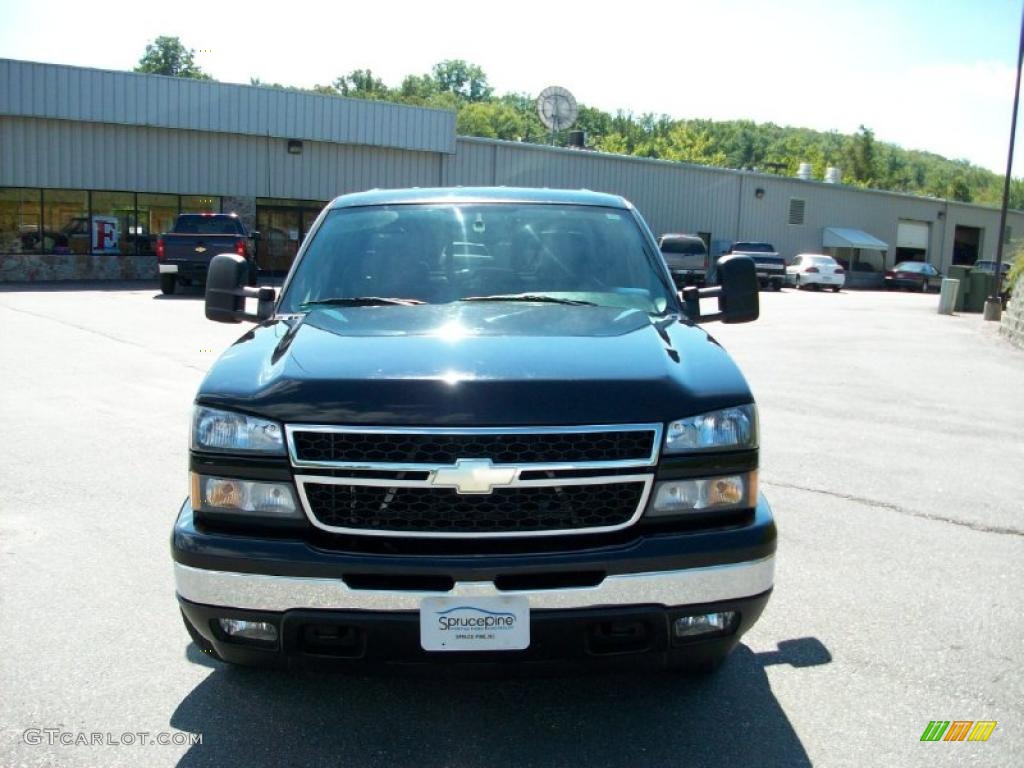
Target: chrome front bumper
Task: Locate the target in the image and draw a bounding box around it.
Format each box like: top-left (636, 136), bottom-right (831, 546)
top-left (174, 555), bottom-right (775, 612)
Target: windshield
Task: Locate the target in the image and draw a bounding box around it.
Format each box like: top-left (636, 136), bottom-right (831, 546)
top-left (895, 262), bottom-right (925, 272)
top-left (279, 203), bottom-right (674, 314)
top-left (660, 237), bottom-right (706, 255)
top-left (732, 242), bottom-right (774, 253)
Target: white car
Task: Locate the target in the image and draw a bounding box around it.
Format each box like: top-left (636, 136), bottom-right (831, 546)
top-left (786, 254), bottom-right (845, 292)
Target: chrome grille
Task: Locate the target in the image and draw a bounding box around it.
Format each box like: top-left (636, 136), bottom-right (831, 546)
top-left (287, 424), bottom-right (661, 538)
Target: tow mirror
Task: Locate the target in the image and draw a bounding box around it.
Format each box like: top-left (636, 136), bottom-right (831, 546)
top-left (680, 254), bottom-right (759, 324)
top-left (205, 253), bottom-right (276, 323)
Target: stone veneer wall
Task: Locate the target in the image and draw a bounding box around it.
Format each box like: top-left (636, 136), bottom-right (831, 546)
top-left (999, 275), bottom-right (1024, 349)
top-left (0, 254), bottom-right (157, 282)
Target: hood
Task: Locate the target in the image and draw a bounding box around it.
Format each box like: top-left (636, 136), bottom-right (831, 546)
top-left (196, 303), bottom-right (753, 425)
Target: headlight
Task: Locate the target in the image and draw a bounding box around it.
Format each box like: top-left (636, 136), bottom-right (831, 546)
top-left (190, 474), bottom-right (301, 518)
top-left (647, 471), bottom-right (758, 517)
top-left (664, 404), bottom-right (757, 454)
top-left (191, 406), bottom-right (285, 454)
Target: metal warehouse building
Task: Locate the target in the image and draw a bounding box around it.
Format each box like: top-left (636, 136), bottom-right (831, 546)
top-left (2, 57), bottom-right (1021, 283)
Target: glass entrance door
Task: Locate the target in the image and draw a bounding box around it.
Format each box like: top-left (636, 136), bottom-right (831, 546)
top-left (255, 201), bottom-right (327, 274)
top-left (256, 207), bottom-right (300, 274)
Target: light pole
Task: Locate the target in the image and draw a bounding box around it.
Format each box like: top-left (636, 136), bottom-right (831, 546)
top-left (986, 2), bottom-right (1024, 321)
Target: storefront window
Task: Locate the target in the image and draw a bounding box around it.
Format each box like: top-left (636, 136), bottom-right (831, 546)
top-left (42, 189), bottom-right (88, 255)
top-left (0, 188), bottom-right (42, 253)
top-left (90, 191), bottom-right (136, 255)
top-left (136, 193), bottom-right (179, 256)
top-left (180, 195), bottom-right (221, 214)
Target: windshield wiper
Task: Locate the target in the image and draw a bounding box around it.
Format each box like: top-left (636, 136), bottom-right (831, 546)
top-left (301, 296), bottom-right (426, 308)
top-left (461, 294), bottom-right (597, 306)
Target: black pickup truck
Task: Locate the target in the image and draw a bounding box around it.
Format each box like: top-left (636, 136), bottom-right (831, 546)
top-left (173, 188), bottom-right (775, 674)
top-left (157, 213), bottom-right (257, 295)
top-left (727, 242), bottom-right (786, 291)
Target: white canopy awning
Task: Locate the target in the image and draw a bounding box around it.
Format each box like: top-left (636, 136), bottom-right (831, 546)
top-left (823, 227), bottom-right (889, 250)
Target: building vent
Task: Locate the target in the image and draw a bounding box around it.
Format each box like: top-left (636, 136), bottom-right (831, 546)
top-left (796, 162), bottom-right (812, 180)
top-left (824, 166), bottom-right (842, 184)
top-left (788, 198), bottom-right (806, 225)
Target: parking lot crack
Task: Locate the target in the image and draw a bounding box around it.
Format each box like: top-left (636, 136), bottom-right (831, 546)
top-left (0, 302), bottom-right (207, 372)
top-left (762, 480), bottom-right (1024, 537)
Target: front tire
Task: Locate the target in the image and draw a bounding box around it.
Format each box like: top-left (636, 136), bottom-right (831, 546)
top-left (160, 274), bottom-right (177, 295)
top-left (831, 285), bottom-right (841, 293)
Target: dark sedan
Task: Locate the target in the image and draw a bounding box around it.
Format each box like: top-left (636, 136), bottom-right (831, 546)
top-left (885, 261), bottom-right (942, 292)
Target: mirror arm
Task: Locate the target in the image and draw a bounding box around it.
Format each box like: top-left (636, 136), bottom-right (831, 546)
top-left (208, 285), bottom-right (276, 322)
top-left (681, 285), bottom-right (725, 323)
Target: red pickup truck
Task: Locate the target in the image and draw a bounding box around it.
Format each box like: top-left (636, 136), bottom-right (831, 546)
top-left (157, 213), bottom-right (257, 295)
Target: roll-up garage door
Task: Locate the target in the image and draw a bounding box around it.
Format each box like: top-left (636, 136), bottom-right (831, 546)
top-left (897, 220), bottom-right (930, 251)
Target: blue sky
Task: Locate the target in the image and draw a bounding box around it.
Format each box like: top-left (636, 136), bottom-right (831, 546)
top-left (0, 0), bottom-right (1021, 174)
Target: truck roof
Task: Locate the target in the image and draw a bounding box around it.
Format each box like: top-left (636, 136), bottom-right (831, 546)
top-left (328, 187), bottom-right (633, 210)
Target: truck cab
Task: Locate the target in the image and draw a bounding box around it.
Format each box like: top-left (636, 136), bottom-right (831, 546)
top-left (173, 188), bottom-right (774, 673)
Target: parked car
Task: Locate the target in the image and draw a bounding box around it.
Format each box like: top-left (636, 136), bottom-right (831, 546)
top-left (972, 260), bottom-right (1011, 277)
top-left (157, 213), bottom-right (258, 295)
top-left (175, 187), bottom-right (775, 675)
top-left (727, 242), bottom-right (785, 291)
top-left (657, 233), bottom-right (709, 287)
top-left (885, 261), bottom-right (942, 292)
top-left (786, 254), bottom-right (845, 291)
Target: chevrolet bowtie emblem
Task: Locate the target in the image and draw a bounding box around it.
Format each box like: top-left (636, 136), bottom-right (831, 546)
top-left (195, 246), bottom-right (207, 253)
top-left (431, 459), bottom-right (517, 494)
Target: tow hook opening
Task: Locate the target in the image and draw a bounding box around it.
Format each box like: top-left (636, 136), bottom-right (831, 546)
top-left (587, 619), bottom-right (654, 656)
top-left (299, 623), bottom-right (366, 658)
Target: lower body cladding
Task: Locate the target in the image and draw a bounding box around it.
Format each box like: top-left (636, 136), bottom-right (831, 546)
top-left (173, 497), bottom-right (775, 673)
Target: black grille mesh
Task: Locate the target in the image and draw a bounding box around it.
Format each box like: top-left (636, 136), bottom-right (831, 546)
top-left (303, 481), bottom-right (646, 534)
top-left (292, 430), bottom-right (655, 465)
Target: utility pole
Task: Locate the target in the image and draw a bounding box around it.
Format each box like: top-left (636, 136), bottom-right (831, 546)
top-left (986, 2), bottom-right (1024, 321)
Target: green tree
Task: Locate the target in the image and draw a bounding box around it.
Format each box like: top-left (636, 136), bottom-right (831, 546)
top-left (135, 36), bottom-right (211, 79)
top-left (844, 125), bottom-right (878, 185)
top-left (456, 102), bottom-right (527, 140)
top-left (431, 60), bottom-right (493, 102)
top-left (334, 69), bottom-right (390, 99)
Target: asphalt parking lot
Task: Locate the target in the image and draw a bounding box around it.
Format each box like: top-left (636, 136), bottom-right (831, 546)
top-left (1, 282), bottom-right (1022, 767)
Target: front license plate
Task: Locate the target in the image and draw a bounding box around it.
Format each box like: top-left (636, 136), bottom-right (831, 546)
top-left (420, 596), bottom-right (530, 651)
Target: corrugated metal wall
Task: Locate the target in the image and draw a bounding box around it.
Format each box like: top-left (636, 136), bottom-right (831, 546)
top-left (3, 111), bottom-right (1022, 270)
top-left (449, 138), bottom-right (1024, 267)
top-left (0, 58), bottom-right (456, 154)
top-left (446, 139), bottom-right (742, 238)
top-left (0, 117), bottom-right (441, 199)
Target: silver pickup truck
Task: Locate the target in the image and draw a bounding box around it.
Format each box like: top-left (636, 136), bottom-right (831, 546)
top-left (658, 234), bottom-right (709, 288)
top-left (727, 242), bottom-right (786, 291)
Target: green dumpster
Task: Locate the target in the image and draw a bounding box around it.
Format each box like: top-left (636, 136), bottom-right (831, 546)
top-left (947, 265), bottom-right (971, 311)
top-left (966, 269), bottom-right (996, 312)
